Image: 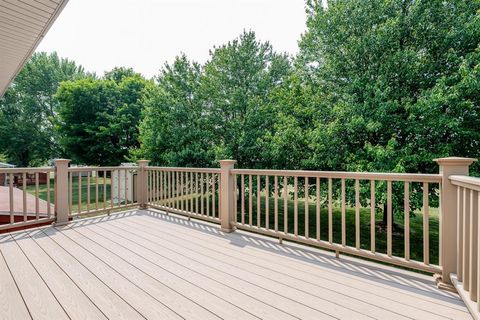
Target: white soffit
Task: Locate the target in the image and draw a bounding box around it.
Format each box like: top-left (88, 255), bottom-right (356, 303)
top-left (0, 0), bottom-right (68, 97)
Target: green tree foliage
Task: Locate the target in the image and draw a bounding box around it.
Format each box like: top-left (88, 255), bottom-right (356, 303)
top-left (0, 52), bottom-right (85, 166)
top-left (299, 0), bottom-right (480, 174)
top-left (56, 69), bottom-right (151, 165)
top-left (134, 55), bottom-right (214, 167)
top-left (199, 31), bottom-right (291, 168)
top-left (277, 0), bottom-right (480, 218)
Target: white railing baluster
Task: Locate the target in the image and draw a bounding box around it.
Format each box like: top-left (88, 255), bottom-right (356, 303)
top-left (294, 176), bottom-right (298, 236)
top-left (458, 186), bottom-right (464, 281)
top-left (284, 176), bottom-right (288, 234)
top-left (341, 178), bottom-right (346, 246)
top-left (87, 172), bottom-right (90, 212)
top-left (387, 181), bottom-right (392, 257)
top-left (464, 187), bottom-right (470, 291)
top-left (316, 177), bottom-right (320, 242)
top-left (95, 171), bottom-right (99, 210)
top-left (328, 178), bottom-right (332, 244)
top-left (78, 172), bottom-right (82, 213)
top-left (423, 182), bottom-right (429, 265)
top-left (249, 175), bottom-right (252, 226)
top-left (9, 173), bottom-right (13, 224)
top-left (355, 179), bottom-right (360, 250)
top-left (46, 171), bottom-right (51, 219)
top-left (266, 176), bottom-right (269, 230)
top-left (274, 176), bottom-right (278, 232)
top-left (257, 175), bottom-right (261, 228)
top-left (212, 173), bottom-right (216, 218)
top-left (35, 172), bottom-right (39, 219)
top-left (201, 172), bottom-right (204, 215)
top-left (371, 180), bottom-right (376, 253)
top-left (22, 172), bottom-right (27, 222)
top-left (305, 177), bottom-right (309, 238)
top-left (404, 182), bottom-right (410, 261)
top-left (103, 171), bottom-right (107, 210)
top-left (241, 174), bottom-right (245, 224)
top-left (469, 189), bottom-right (477, 301)
top-left (196, 172), bottom-right (199, 214)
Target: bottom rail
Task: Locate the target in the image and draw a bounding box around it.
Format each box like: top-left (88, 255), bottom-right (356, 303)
top-left (235, 223), bottom-right (442, 274)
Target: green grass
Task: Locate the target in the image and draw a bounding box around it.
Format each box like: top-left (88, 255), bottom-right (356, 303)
top-left (27, 177), bottom-right (112, 213)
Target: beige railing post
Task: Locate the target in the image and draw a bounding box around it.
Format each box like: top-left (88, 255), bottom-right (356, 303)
top-left (435, 157), bottom-right (477, 289)
top-left (54, 159), bottom-right (70, 224)
top-left (219, 159), bottom-right (237, 232)
top-left (137, 160), bottom-right (150, 209)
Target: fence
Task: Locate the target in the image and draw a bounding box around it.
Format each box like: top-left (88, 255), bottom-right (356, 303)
top-left (0, 157), bottom-right (478, 318)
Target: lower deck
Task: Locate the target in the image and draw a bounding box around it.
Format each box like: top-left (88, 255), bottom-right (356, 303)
top-left (0, 209), bottom-right (471, 320)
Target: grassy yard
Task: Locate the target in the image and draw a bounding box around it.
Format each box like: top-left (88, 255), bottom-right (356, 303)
top-left (27, 177), bottom-right (112, 213)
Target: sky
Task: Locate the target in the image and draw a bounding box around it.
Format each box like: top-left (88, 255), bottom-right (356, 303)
top-left (36, 0), bottom-right (309, 79)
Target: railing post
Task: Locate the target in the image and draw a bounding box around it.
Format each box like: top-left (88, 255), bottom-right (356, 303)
top-left (219, 159), bottom-right (237, 232)
top-left (54, 159), bottom-right (70, 224)
top-left (137, 160), bottom-right (150, 209)
top-left (434, 157), bottom-right (476, 289)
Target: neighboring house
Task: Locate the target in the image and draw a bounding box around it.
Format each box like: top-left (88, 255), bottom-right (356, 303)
top-left (0, 162), bottom-right (15, 186)
top-left (0, 162), bottom-right (48, 186)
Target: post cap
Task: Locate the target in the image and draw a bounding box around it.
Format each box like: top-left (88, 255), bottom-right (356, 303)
top-left (137, 159), bottom-right (150, 166)
top-left (219, 159), bottom-right (237, 166)
top-left (54, 159), bottom-right (71, 165)
top-left (434, 157), bottom-right (477, 166)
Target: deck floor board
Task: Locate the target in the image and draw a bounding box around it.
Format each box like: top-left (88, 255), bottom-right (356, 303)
top-left (0, 209), bottom-right (473, 320)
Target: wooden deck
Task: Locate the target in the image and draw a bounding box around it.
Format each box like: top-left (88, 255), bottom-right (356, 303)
top-left (0, 209), bottom-right (472, 320)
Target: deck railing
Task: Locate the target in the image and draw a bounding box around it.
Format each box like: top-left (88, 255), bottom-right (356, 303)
top-left (66, 165), bottom-right (139, 218)
top-left (145, 165), bottom-right (222, 223)
top-left (0, 156), bottom-right (478, 318)
top-left (449, 174), bottom-right (480, 315)
top-left (0, 166), bottom-right (55, 231)
top-left (230, 168), bottom-right (442, 273)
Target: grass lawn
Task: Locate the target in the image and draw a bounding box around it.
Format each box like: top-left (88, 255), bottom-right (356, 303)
top-left (27, 177), bottom-right (112, 213)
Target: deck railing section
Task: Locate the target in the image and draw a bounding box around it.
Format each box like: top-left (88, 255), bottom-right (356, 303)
top-left (66, 166), bottom-right (139, 218)
top-left (449, 175), bottom-right (480, 315)
top-left (145, 166), bottom-right (222, 223)
top-left (0, 167), bottom-right (55, 231)
top-left (230, 168), bottom-right (442, 273)
top-left (1, 156), bottom-right (479, 318)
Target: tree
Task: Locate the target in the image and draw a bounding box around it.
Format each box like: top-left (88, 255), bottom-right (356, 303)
top-left (56, 70), bottom-right (151, 166)
top-left (293, 0), bottom-right (480, 221)
top-left (199, 30), bottom-right (291, 168)
top-left (135, 55), bottom-right (214, 167)
top-left (0, 52), bottom-right (85, 166)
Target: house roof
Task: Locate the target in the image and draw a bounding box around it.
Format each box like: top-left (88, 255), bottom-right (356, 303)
top-left (0, 0), bottom-right (69, 98)
top-left (0, 162), bottom-right (15, 168)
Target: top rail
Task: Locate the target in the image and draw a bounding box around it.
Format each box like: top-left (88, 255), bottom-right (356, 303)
top-left (0, 167), bottom-right (54, 173)
top-left (230, 169), bottom-right (442, 182)
top-left (450, 175), bottom-right (480, 192)
top-left (147, 166), bottom-right (221, 174)
top-left (67, 166), bottom-right (139, 172)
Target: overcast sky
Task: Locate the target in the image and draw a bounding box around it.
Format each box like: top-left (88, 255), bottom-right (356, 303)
top-left (36, 0), bottom-right (309, 78)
